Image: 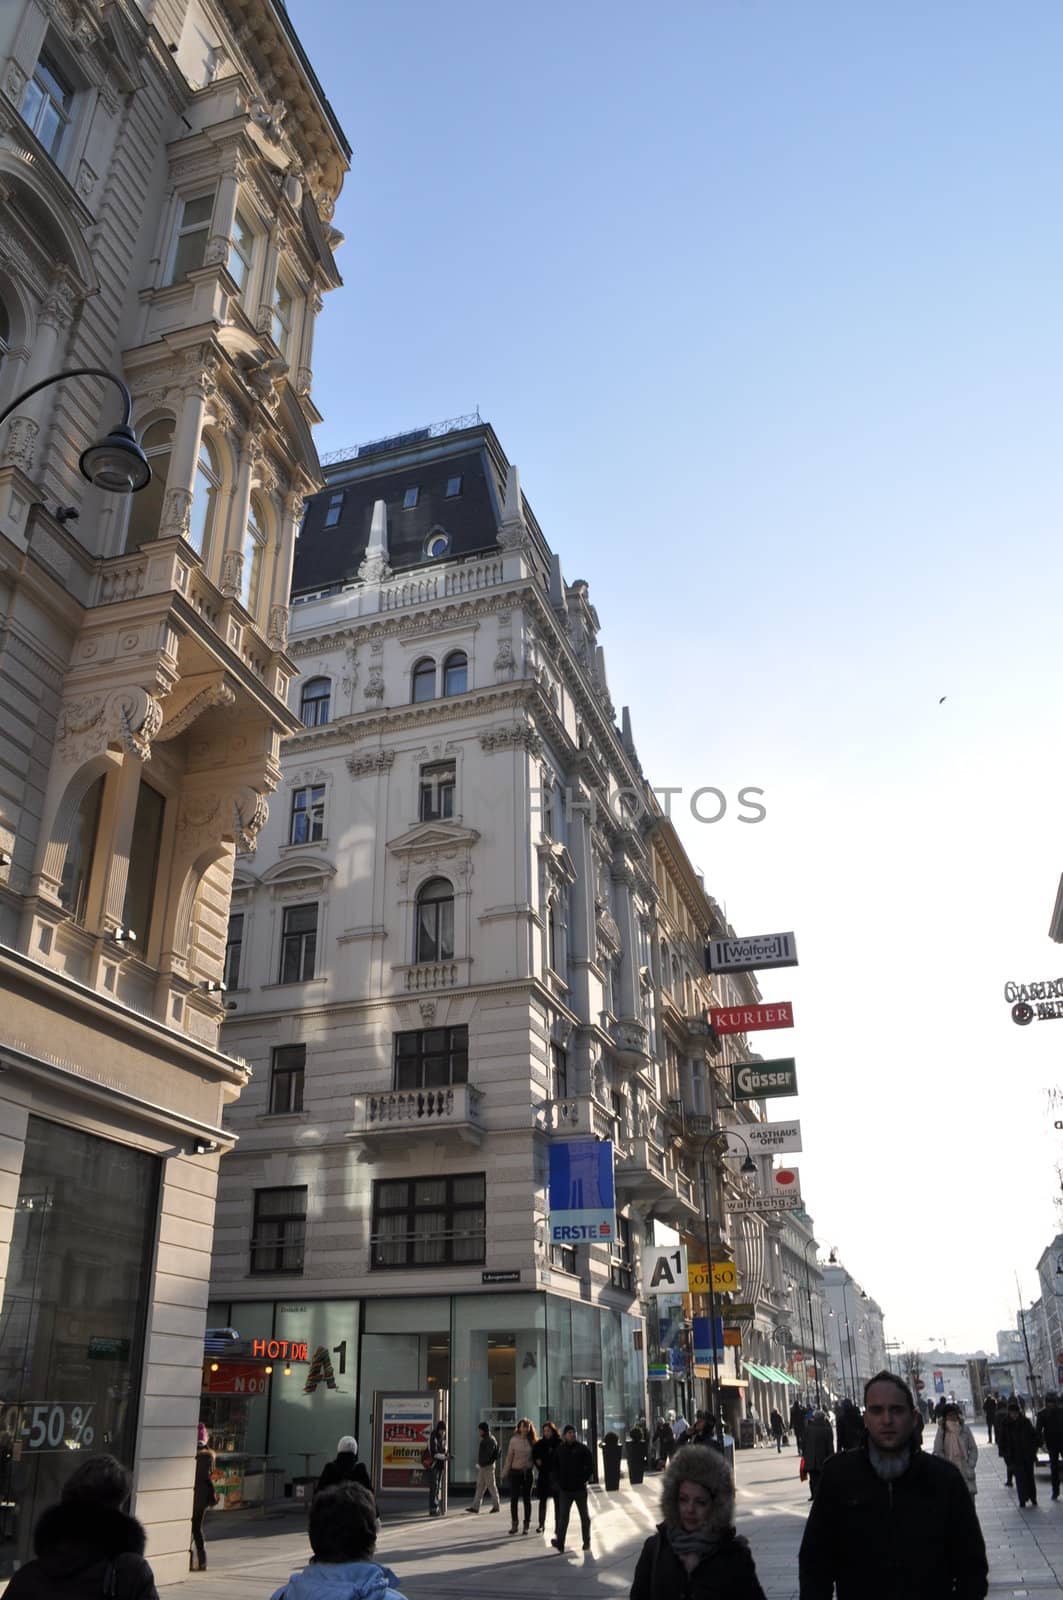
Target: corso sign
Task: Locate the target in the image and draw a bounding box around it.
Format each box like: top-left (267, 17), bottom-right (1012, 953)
top-left (731, 1060), bottom-right (798, 1101)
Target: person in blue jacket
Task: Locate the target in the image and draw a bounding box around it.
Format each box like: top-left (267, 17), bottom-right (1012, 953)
top-left (271, 1484), bottom-right (408, 1600)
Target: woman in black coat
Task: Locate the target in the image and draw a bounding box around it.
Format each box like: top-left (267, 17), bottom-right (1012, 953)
top-left (315, 1435), bottom-right (373, 1499)
top-left (630, 1443), bottom-right (766, 1600)
top-left (5, 1454), bottom-right (158, 1599)
top-left (532, 1421), bottom-right (560, 1534)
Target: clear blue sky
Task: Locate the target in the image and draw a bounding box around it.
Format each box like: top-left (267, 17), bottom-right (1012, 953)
top-left (291, 0), bottom-right (1063, 1354)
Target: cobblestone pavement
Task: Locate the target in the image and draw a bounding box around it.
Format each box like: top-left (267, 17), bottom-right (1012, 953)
top-left (168, 1434), bottom-right (1063, 1596)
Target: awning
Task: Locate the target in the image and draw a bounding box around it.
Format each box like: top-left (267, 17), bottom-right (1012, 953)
top-left (744, 1361), bottom-right (798, 1384)
top-left (743, 1361), bottom-right (771, 1380)
top-left (762, 1365), bottom-right (799, 1385)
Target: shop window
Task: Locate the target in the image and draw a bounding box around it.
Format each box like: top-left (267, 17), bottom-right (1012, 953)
top-left (290, 784), bottom-right (325, 845)
top-left (58, 774), bottom-right (104, 923)
top-left (250, 1186), bottom-right (307, 1274)
top-left (169, 192), bottom-right (215, 282)
top-left (279, 902), bottom-right (317, 983)
top-left (394, 1025), bottom-right (468, 1090)
top-left (442, 650), bottom-right (468, 696)
top-left (228, 211), bottom-right (255, 295)
top-left (415, 877), bottom-right (453, 963)
top-left (269, 1044), bottom-right (305, 1114)
top-left (549, 1042), bottom-right (568, 1101)
top-left (323, 491), bottom-right (344, 528)
top-left (224, 911), bottom-right (244, 989)
top-left (188, 434), bottom-right (220, 557)
top-left (122, 780), bottom-right (165, 946)
top-left (370, 1173), bottom-right (485, 1269)
top-left (411, 657), bottom-right (435, 702)
top-left (418, 760), bottom-right (454, 822)
top-left (300, 677), bottom-right (331, 727)
top-left (610, 1215), bottom-right (633, 1292)
top-left (125, 417), bottom-right (174, 550)
top-left (20, 49), bottom-right (73, 160)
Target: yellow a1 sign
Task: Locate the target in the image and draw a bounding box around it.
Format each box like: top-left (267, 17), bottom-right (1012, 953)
top-left (689, 1260), bottom-right (739, 1294)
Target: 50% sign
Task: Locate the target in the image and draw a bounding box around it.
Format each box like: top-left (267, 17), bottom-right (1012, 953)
top-left (2, 1401), bottom-right (95, 1451)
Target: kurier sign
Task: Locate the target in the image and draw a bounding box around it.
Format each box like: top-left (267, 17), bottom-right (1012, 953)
top-left (710, 1002), bottom-right (794, 1036)
top-left (732, 1060), bottom-right (798, 1100)
top-left (706, 931), bottom-right (797, 975)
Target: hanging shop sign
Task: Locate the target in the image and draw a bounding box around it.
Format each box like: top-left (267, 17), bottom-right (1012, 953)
top-left (644, 1244), bottom-right (689, 1295)
top-left (727, 1120), bottom-right (802, 1157)
top-left (732, 1060), bottom-right (798, 1100)
top-left (692, 1315), bottom-right (725, 1364)
top-left (648, 1362), bottom-right (669, 1380)
top-left (548, 1138), bottom-right (615, 1243)
top-left (688, 1260), bottom-right (739, 1294)
top-left (768, 1166), bottom-right (801, 1198)
top-left (723, 1328), bottom-right (743, 1347)
top-left (725, 1194), bottom-right (803, 1214)
top-left (729, 1302), bottom-right (756, 1319)
top-left (1004, 978), bottom-right (1063, 1024)
top-left (706, 931), bottom-right (797, 975)
top-left (710, 1002), bottom-right (794, 1035)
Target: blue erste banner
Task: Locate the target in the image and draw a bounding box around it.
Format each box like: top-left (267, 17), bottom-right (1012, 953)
top-left (548, 1139), bottom-right (615, 1243)
top-left (692, 1316), bottom-right (725, 1364)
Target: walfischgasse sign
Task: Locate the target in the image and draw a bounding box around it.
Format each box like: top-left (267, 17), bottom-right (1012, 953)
top-left (1004, 978), bottom-right (1063, 1025)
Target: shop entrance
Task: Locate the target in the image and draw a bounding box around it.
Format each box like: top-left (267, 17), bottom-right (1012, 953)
top-left (572, 1378), bottom-right (603, 1483)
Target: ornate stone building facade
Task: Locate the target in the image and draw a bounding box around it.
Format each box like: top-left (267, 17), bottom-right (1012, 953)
top-left (0, 0), bottom-right (346, 1579)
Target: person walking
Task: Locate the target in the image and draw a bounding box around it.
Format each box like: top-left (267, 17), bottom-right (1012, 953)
top-left (315, 1436), bottom-right (373, 1500)
top-left (790, 1398), bottom-right (807, 1454)
top-left (532, 1420), bottom-right (560, 1533)
top-left (932, 1403), bottom-right (979, 1499)
top-left (1005, 1398), bottom-right (1038, 1508)
top-left (3, 1453), bottom-right (159, 1599)
top-left (552, 1423), bottom-right (594, 1554)
top-left (190, 1428), bottom-right (217, 1571)
top-left (630, 1442), bottom-right (766, 1599)
top-left (996, 1399), bottom-right (1014, 1487)
top-left (427, 1419), bottom-right (449, 1518)
top-left (802, 1409), bottom-right (835, 1502)
top-left (464, 1421), bottom-right (501, 1514)
top-left (1036, 1392), bottom-right (1063, 1501)
top-left (270, 1484), bottom-right (409, 1600)
top-left (984, 1392), bottom-right (997, 1445)
top-left (798, 1371), bottom-right (987, 1600)
top-left (501, 1417), bottom-right (536, 1535)
top-left (769, 1409), bottom-right (785, 1453)
top-left (652, 1414), bottom-right (676, 1469)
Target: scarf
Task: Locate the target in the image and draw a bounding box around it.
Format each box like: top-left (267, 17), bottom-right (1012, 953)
top-left (943, 1423), bottom-right (966, 1470)
top-left (668, 1526), bottom-right (721, 1561)
top-left (868, 1441), bottom-right (910, 1481)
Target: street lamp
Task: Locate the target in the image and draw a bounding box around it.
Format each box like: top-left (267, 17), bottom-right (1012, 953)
top-left (0, 367), bottom-right (151, 493)
top-left (690, 1121), bottom-right (756, 1452)
top-left (801, 1237), bottom-right (823, 1407)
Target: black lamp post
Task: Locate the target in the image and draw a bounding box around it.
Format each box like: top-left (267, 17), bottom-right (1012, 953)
top-left (801, 1237), bottom-right (822, 1408)
top-left (0, 367), bottom-right (151, 493)
top-left (694, 1124), bottom-right (756, 1451)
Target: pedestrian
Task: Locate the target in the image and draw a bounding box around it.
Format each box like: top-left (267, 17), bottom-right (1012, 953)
top-left (652, 1414), bottom-right (676, 1469)
top-left (802, 1409), bottom-right (835, 1502)
top-left (911, 1407), bottom-right (924, 1451)
top-left (673, 1410), bottom-right (690, 1440)
top-left (629, 1442), bottom-right (766, 1599)
top-left (682, 1412), bottom-right (715, 1448)
top-left (552, 1422), bottom-right (594, 1554)
top-left (465, 1421), bottom-right (501, 1514)
top-left (270, 1483), bottom-right (408, 1600)
top-left (190, 1428), bottom-right (217, 1571)
top-left (790, 1397), bottom-right (807, 1453)
top-left (798, 1371), bottom-right (987, 1600)
top-left (932, 1403), bottom-right (978, 1498)
top-left (996, 1398), bottom-right (1014, 1487)
top-left (315, 1436), bottom-right (373, 1500)
top-left (3, 1453), bottom-right (159, 1599)
top-left (501, 1417), bottom-right (536, 1535)
top-left (427, 1419), bottom-right (449, 1517)
top-left (1005, 1398), bottom-right (1038, 1509)
top-left (769, 1408), bottom-right (785, 1452)
top-left (835, 1398), bottom-right (865, 1452)
top-left (1035, 1392), bottom-right (1063, 1501)
top-left (983, 1393), bottom-right (997, 1445)
top-left (532, 1420), bottom-right (560, 1532)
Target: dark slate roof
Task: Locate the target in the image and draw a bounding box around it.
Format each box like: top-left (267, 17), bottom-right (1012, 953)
top-left (291, 435), bottom-right (504, 596)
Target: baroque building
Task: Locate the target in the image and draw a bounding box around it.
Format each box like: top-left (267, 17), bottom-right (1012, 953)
top-left (0, 0), bottom-right (347, 1580)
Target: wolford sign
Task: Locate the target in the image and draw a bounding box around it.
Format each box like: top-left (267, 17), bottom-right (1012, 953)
top-left (732, 1060), bottom-right (798, 1101)
top-left (711, 1002), bottom-right (794, 1035)
top-left (706, 931), bottom-right (797, 975)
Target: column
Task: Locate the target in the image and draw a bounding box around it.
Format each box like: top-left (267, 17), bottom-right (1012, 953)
top-left (219, 431), bottom-right (256, 596)
top-left (158, 381), bottom-right (208, 542)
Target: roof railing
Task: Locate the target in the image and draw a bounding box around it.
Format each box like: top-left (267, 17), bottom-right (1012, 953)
top-left (321, 411), bottom-right (483, 467)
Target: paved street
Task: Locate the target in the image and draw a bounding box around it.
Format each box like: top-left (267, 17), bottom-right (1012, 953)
top-left (169, 1435), bottom-right (1063, 1597)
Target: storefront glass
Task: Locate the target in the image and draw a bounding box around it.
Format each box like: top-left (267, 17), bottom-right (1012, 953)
top-left (0, 1117), bottom-right (159, 1578)
top-left (359, 1298), bottom-right (450, 1479)
top-left (450, 1293), bottom-right (545, 1478)
top-left (266, 1299), bottom-right (360, 1486)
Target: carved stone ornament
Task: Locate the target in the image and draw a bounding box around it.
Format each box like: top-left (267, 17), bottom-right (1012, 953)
top-left (346, 749), bottom-right (395, 778)
top-left (419, 1000), bottom-right (437, 1026)
top-left (358, 549), bottom-right (390, 585)
top-left (497, 519), bottom-right (531, 551)
top-left (76, 161), bottom-right (97, 198)
top-left (155, 682), bottom-right (236, 742)
top-left (220, 550), bottom-right (243, 599)
top-left (204, 234), bottom-right (230, 266)
top-left (233, 788), bottom-right (269, 855)
top-left (267, 604), bottom-right (290, 652)
top-left (493, 638), bottom-right (515, 675)
top-left (3, 416), bottom-right (38, 471)
top-left (5, 62), bottom-right (26, 102)
top-left (56, 685), bottom-right (165, 767)
top-left (479, 722), bottom-right (542, 757)
top-left (364, 666), bottom-right (385, 701)
top-left (160, 487), bottom-right (192, 542)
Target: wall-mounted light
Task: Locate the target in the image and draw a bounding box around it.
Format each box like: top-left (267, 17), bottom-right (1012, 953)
top-left (113, 926), bottom-right (137, 944)
top-left (264, 1364), bottom-right (273, 1375)
top-left (210, 1362), bottom-right (219, 1373)
top-left (204, 979), bottom-right (227, 993)
top-left (284, 1363), bottom-right (292, 1376)
top-left (191, 1138), bottom-right (219, 1156)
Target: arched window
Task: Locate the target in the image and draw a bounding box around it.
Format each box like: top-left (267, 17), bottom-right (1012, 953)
top-left (548, 899), bottom-right (558, 972)
top-left (416, 877), bottom-right (454, 963)
top-left (412, 657), bottom-right (436, 703)
top-left (0, 299), bottom-right (9, 371)
top-left (187, 434), bottom-right (220, 556)
top-left (443, 651), bottom-right (468, 696)
top-left (300, 677), bottom-right (331, 727)
top-left (242, 496), bottom-right (266, 614)
top-left (58, 774), bottom-right (105, 923)
top-left (125, 418), bottom-right (174, 551)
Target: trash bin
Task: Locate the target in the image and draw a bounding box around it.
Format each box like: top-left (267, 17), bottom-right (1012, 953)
top-left (709, 1433), bottom-right (736, 1470)
top-left (739, 1419), bottom-right (756, 1450)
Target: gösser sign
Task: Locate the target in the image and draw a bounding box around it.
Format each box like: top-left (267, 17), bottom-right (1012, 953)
top-left (706, 931), bottom-right (798, 975)
top-left (726, 1120), bottom-right (802, 1157)
top-left (732, 1060), bottom-right (798, 1101)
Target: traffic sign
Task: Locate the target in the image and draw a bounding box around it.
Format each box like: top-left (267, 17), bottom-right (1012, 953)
top-left (732, 1060), bottom-right (798, 1100)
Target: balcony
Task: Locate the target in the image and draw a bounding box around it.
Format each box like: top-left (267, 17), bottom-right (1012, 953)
top-left (393, 958), bottom-right (472, 992)
top-left (615, 1136), bottom-right (675, 1205)
top-left (349, 1084), bottom-right (485, 1153)
top-left (537, 1096), bottom-right (619, 1145)
top-left (610, 1018), bottom-right (649, 1062)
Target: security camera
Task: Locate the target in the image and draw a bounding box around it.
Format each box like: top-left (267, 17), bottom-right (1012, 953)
top-left (224, 1000), bottom-right (238, 1011)
top-left (55, 506), bottom-right (79, 524)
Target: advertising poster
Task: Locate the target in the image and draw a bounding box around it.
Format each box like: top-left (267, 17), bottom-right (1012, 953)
top-left (548, 1139), bottom-right (615, 1244)
top-left (378, 1393), bottom-right (436, 1490)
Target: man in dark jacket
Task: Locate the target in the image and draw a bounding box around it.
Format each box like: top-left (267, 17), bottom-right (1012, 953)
top-left (4, 1454), bottom-right (158, 1599)
top-left (315, 1435), bottom-right (373, 1500)
top-left (551, 1424), bottom-right (593, 1553)
top-left (790, 1398), bottom-right (808, 1453)
top-left (798, 1371), bottom-right (987, 1600)
top-left (1036, 1392), bottom-right (1063, 1501)
top-left (996, 1401), bottom-right (1014, 1485)
top-left (983, 1393), bottom-right (997, 1444)
top-left (1006, 1399), bottom-right (1038, 1508)
top-left (802, 1409), bottom-right (835, 1501)
top-left (465, 1421), bottom-right (501, 1513)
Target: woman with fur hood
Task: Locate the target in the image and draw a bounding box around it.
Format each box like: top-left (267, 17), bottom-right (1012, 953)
top-left (4, 1455), bottom-right (158, 1599)
top-left (630, 1443), bottom-right (766, 1600)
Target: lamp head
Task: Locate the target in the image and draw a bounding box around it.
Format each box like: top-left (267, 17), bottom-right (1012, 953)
top-left (740, 1154), bottom-right (756, 1175)
top-left (79, 423), bottom-right (151, 494)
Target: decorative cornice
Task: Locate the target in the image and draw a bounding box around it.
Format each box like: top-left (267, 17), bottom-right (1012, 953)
top-left (346, 749), bottom-right (396, 777)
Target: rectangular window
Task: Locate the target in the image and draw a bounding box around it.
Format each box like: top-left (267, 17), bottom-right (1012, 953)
top-left (269, 1044), bottom-right (306, 1115)
top-left (290, 784), bottom-right (326, 845)
top-left (279, 902), bottom-right (317, 983)
top-left (123, 781), bottom-right (166, 947)
top-left (272, 280), bottom-right (293, 355)
top-left (551, 1242), bottom-right (577, 1273)
top-left (445, 475), bottom-right (463, 497)
top-left (418, 761), bottom-right (455, 822)
top-left (20, 51), bottom-right (73, 159)
top-left (229, 211), bottom-right (255, 294)
top-left (323, 491), bottom-right (344, 528)
top-left (394, 1025), bottom-right (468, 1090)
top-left (402, 486), bottom-right (419, 510)
top-left (549, 1043), bottom-right (569, 1101)
top-left (169, 192), bottom-right (215, 282)
top-left (610, 1214), bottom-right (633, 1292)
top-left (224, 911), bottom-right (244, 990)
top-left (250, 1186), bottom-right (307, 1274)
top-left (370, 1173), bottom-right (485, 1269)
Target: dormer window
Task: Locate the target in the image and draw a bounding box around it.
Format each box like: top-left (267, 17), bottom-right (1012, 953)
top-left (402, 487), bottom-right (419, 510)
top-left (425, 531), bottom-right (450, 559)
top-left (324, 491), bottom-right (344, 529)
top-left (20, 51), bottom-right (73, 160)
top-left (445, 476), bottom-right (463, 497)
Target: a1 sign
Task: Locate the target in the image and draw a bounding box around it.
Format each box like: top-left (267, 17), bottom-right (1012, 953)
top-left (643, 1244), bottom-right (688, 1296)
